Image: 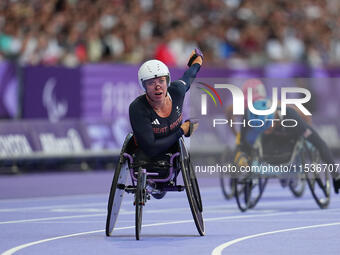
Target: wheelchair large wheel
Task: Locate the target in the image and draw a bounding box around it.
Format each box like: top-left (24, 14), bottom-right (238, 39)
top-left (105, 158), bottom-right (129, 236)
top-left (248, 178), bottom-right (267, 209)
top-left (179, 138), bottom-right (205, 236)
top-left (303, 142), bottom-right (330, 209)
top-left (288, 174), bottom-right (306, 198)
top-left (234, 176), bottom-right (251, 212)
top-left (188, 158), bottom-right (203, 212)
top-left (219, 148), bottom-right (235, 200)
top-left (234, 176), bottom-right (267, 212)
top-left (220, 173), bottom-right (235, 200)
top-left (135, 168), bottom-right (146, 240)
top-left (105, 134), bottom-right (132, 236)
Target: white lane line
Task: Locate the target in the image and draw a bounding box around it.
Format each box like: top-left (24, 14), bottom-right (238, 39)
top-left (0, 214), bottom-right (301, 255)
top-left (0, 214), bottom-right (105, 225)
top-left (0, 191), bottom-right (329, 214)
top-left (2, 196), bottom-right (340, 225)
top-left (0, 202), bottom-right (329, 225)
top-left (0, 193), bottom-right (108, 203)
top-left (0, 204), bottom-right (225, 225)
top-left (2, 208), bottom-right (340, 255)
top-left (0, 204), bottom-right (267, 225)
top-left (0, 196), bottom-right (179, 213)
top-left (0, 187), bottom-right (223, 212)
top-left (0, 186), bottom-right (222, 203)
top-left (211, 222), bottom-right (340, 255)
top-left (0, 203), bottom-right (106, 213)
top-left (0, 194), bottom-right (190, 213)
top-left (202, 207), bottom-right (340, 223)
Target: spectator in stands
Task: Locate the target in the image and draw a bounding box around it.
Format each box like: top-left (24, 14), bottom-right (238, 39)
top-left (0, 0), bottom-right (340, 67)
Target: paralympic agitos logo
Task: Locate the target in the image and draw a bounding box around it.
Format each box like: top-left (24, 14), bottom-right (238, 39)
top-left (198, 82), bottom-right (312, 128)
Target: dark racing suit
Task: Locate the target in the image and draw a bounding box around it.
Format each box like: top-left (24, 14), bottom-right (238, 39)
top-left (129, 63), bottom-right (200, 160)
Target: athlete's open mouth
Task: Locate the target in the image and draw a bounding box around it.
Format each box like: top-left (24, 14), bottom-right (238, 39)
top-left (155, 92), bottom-right (163, 96)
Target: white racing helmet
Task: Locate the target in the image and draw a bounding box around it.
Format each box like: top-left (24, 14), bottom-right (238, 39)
top-left (137, 59), bottom-right (171, 90)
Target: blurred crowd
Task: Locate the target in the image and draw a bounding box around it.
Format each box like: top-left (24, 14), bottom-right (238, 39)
top-left (1, 0), bottom-right (340, 67)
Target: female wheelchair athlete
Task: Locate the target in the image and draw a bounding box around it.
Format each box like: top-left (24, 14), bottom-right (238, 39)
top-left (231, 132), bottom-right (331, 212)
top-left (105, 133), bottom-right (204, 240)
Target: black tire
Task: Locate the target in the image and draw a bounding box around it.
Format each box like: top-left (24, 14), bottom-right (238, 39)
top-left (220, 174), bottom-right (235, 200)
top-left (220, 148), bottom-right (235, 200)
top-left (135, 168), bottom-right (145, 240)
top-left (234, 176), bottom-right (251, 212)
top-left (303, 142), bottom-right (330, 209)
top-left (188, 158), bottom-right (203, 212)
top-left (105, 133), bottom-right (132, 237)
top-left (288, 174), bottom-right (306, 198)
top-left (179, 138), bottom-right (205, 236)
top-left (105, 159), bottom-right (129, 236)
top-left (234, 176), bottom-right (267, 212)
top-left (248, 178), bottom-right (267, 209)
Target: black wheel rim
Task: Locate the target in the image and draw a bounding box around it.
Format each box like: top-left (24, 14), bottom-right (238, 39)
top-left (188, 159), bottom-right (203, 212)
top-left (288, 175), bottom-right (306, 198)
top-left (220, 173), bottom-right (235, 200)
top-left (303, 142), bottom-right (330, 209)
top-left (180, 138), bottom-right (205, 236)
top-left (106, 159), bottom-right (129, 236)
top-left (135, 169), bottom-right (144, 240)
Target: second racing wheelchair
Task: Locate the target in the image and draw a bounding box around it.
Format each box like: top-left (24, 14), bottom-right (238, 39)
top-left (232, 132), bottom-right (331, 212)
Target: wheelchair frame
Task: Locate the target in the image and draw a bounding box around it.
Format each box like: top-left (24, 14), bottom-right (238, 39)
top-left (105, 133), bottom-right (205, 240)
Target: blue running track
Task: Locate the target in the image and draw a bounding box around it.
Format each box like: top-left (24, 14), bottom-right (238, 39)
top-left (0, 171), bottom-right (339, 255)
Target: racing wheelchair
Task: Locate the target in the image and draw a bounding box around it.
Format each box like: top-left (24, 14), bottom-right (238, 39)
top-left (105, 133), bottom-right (204, 240)
top-left (219, 146), bottom-right (305, 210)
top-left (229, 133), bottom-right (330, 212)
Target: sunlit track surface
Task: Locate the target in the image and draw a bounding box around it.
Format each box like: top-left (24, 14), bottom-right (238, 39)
top-left (0, 172), bottom-right (339, 255)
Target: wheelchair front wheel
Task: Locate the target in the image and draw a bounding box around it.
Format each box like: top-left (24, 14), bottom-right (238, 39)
top-left (135, 168), bottom-right (146, 240)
